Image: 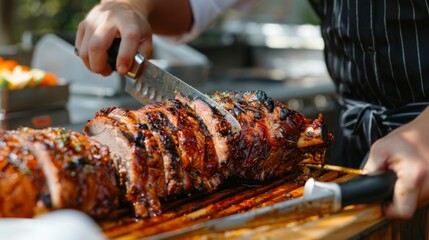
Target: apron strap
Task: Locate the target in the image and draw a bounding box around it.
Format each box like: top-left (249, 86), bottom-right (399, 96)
top-left (337, 97), bottom-right (429, 168)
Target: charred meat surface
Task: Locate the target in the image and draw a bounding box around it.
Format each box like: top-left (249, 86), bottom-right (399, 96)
top-left (0, 90), bottom-right (332, 219)
top-left (84, 90), bottom-right (333, 218)
top-left (0, 127), bottom-right (121, 219)
top-left (0, 130), bottom-right (48, 218)
top-left (210, 90), bottom-right (329, 181)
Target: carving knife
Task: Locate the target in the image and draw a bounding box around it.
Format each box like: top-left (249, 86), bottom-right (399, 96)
top-left (145, 170), bottom-right (397, 239)
top-left (106, 39), bottom-right (241, 134)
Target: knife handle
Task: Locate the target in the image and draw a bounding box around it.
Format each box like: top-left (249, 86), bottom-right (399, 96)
top-left (339, 170), bottom-right (397, 207)
top-left (107, 38), bottom-right (121, 72)
top-left (107, 38), bottom-right (145, 79)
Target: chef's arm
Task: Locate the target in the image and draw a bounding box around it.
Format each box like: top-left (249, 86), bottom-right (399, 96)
top-left (112, 0), bottom-right (194, 36)
top-left (75, 0), bottom-right (245, 76)
top-left (75, 0), bottom-right (193, 76)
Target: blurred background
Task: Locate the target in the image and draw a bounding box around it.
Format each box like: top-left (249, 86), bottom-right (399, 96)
top-left (0, 0), bottom-right (338, 137)
top-left (1, 0), bottom-right (319, 64)
top-left (0, 0), bottom-right (98, 62)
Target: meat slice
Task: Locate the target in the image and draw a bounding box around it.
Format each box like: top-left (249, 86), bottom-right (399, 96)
top-left (168, 101), bottom-right (226, 191)
top-left (104, 107), bottom-right (165, 216)
top-left (176, 95), bottom-right (239, 167)
top-left (137, 124), bottom-right (167, 199)
top-left (135, 108), bottom-right (185, 196)
top-left (0, 130), bottom-right (49, 217)
top-left (138, 101), bottom-right (225, 193)
top-left (84, 113), bottom-right (159, 217)
top-left (16, 127), bottom-right (121, 219)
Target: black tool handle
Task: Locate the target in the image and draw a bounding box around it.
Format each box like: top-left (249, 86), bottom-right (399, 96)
top-left (106, 38), bottom-right (121, 71)
top-left (74, 38), bottom-right (120, 70)
top-left (339, 170), bottom-right (397, 207)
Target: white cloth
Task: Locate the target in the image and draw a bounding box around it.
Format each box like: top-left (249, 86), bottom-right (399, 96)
top-left (167, 0), bottom-right (260, 43)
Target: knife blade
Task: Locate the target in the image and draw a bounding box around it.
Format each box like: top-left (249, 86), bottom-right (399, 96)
top-left (145, 171), bottom-right (396, 239)
top-left (106, 39), bottom-right (241, 134)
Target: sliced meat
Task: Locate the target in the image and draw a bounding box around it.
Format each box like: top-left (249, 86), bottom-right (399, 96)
top-left (0, 130), bottom-right (49, 217)
top-left (142, 100), bottom-right (226, 192)
top-left (102, 106), bottom-right (164, 216)
top-left (83, 114), bottom-right (158, 217)
top-left (176, 94), bottom-right (238, 167)
top-left (83, 90), bottom-right (331, 218)
top-left (134, 108), bottom-right (183, 196)
top-left (17, 127), bottom-right (121, 218)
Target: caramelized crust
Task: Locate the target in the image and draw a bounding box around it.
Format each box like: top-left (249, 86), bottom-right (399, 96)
top-left (0, 90), bottom-right (332, 219)
top-left (0, 128), bottom-right (121, 219)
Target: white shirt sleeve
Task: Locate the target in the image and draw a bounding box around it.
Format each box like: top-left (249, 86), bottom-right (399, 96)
top-left (163, 0), bottom-right (260, 43)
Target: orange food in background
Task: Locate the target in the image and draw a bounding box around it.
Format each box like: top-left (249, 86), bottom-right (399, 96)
top-left (40, 72), bottom-right (58, 86)
top-left (0, 58), bottom-right (18, 71)
top-left (0, 57), bottom-right (59, 90)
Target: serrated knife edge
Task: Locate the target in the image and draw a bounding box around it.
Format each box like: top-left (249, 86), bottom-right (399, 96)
top-left (120, 44), bottom-right (241, 134)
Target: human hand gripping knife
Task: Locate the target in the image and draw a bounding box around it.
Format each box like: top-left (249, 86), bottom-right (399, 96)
top-left (146, 170), bottom-right (397, 239)
top-left (106, 39), bottom-right (241, 134)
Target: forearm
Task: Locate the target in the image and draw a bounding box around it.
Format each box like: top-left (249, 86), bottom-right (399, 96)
top-left (101, 0), bottom-right (193, 36)
top-left (416, 106), bottom-right (429, 122)
top-left (149, 0), bottom-right (193, 35)
top-left (77, 0), bottom-right (243, 75)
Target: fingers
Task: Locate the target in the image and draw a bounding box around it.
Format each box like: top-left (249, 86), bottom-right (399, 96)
top-left (384, 178), bottom-right (419, 219)
top-left (384, 158), bottom-right (426, 219)
top-left (363, 140), bottom-right (389, 173)
top-left (75, 12), bottom-right (113, 76)
top-left (136, 24), bottom-right (154, 58)
top-left (116, 11), bottom-right (154, 74)
top-left (364, 135), bottom-right (427, 219)
top-left (76, 20), bottom-right (93, 73)
top-left (74, 1), bottom-right (153, 76)
top-left (116, 20), bottom-right (147, 74)
top-left (87, 19), bottom-right (117, 75)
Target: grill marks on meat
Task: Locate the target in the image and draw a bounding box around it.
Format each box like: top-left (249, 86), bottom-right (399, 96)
top-left (85, 100), bottom-right (232, 217)
top-left (83, 90), bottom-right (332, 218)
top-left (142, 101), bottom-right (225, 192)
top-left (176, 95), bottom-right (238, 167)
top-left (86, 107), bottom-right (159, 218)
top-left (210, 91), bottom-right (327, 181)
top-left (0, 90), bottom-right (331, 219)
top-left (0, 128), bottom-right (121, 219)
top-left (0, 130), bottom-right (48, 217)
top-left (139, 109), bottom-right (184, 196)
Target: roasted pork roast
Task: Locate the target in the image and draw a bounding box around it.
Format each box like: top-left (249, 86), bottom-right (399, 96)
top-left (84, 90), bottom-right (333, 218)
top-left (0, 128), bottom-right (121, 218)
top-left (0, 90), bottom-right (332, 219)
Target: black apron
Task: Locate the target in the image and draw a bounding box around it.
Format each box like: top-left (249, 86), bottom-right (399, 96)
top-left (329, 98), bottom-right (428, 168)
top-left (308, 0), bottom-right (429, 168)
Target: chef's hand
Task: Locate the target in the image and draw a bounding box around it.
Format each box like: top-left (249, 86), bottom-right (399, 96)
top-left (363, 107), bottom-right (429, 219)
top-left (75, 0), bottom-right (153, 76)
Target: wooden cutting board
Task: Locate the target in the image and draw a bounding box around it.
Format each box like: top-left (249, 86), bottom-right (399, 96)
top-left (101, 170), bottom-right (428, 240)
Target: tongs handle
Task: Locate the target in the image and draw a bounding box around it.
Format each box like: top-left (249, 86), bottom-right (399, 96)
top-left (304, 170), bottom-right (397, 212)
top-left (339, 170), bottom-right (397, 207)
top-left (107, 38), bottom-right (145, 79)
